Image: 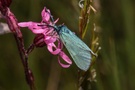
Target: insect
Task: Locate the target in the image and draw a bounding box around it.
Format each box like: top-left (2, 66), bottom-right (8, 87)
top-left (53, 25), bottom-right (95, 71)
top-left (44, 8), bottom-right (96, 71)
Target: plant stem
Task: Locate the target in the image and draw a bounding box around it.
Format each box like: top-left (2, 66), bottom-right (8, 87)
top-left (0, 1), bottom-right (35, 89)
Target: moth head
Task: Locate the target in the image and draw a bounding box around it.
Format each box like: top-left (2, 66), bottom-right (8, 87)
top-left (57, 25), bottom-right (70, 34)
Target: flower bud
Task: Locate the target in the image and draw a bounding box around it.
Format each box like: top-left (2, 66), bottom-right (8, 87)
top-left (34, 34), bottom-right (46, 47)
top-left (0, 0), bottom-right (12, 8)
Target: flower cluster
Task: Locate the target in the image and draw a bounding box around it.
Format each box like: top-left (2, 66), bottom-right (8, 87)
top-left (18, 7), bottom-right (72, 68)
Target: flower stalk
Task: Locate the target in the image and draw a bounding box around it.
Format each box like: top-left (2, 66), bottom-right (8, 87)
top-left (78, 0), bottom-right (99, 89)
top-left (0, 0), bottom-right (35, 90)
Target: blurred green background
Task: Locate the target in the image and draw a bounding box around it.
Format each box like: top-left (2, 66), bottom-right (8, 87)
top-left (0, 0), bottom-right (135, 90)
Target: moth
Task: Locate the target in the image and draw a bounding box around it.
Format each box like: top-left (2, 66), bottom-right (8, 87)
top-left (53, 25), bottom-right (95, 71)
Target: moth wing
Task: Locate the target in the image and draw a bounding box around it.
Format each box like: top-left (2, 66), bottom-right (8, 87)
top-left (59, 29), bottom-right (91, 71)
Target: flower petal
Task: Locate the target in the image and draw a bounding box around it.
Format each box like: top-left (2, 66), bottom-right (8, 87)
top-left (41, 7), bottom-right (51, 23)
top-left (47, 43), bottom-right (61, 55)
top-left (54, 18), bottom-right (59, 23)
top-left (58, 57), bottom-right (71, 68)
top-left (18, 22), bottom-right (51, 34)
top-left (18, 22), bottom-right (39, 28)
top-left (57, 40), bottom-right (63, 49)
top-left (58, 51), bottom-right (72, 68)
top-left (44, 36), bottom-right (57, 44)
top-left (32, 28), bottom-right (45, 34)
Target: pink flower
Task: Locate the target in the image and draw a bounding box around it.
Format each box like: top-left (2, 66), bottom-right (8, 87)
top-left (18, 7), bottom-right (72, 68)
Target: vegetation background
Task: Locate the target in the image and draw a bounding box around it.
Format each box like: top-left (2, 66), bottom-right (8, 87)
top-left (0, 0), bottom-right (135, 90)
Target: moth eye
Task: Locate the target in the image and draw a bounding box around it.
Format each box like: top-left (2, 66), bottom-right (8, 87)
top-left (64, 29), bottom-right (69, 33)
